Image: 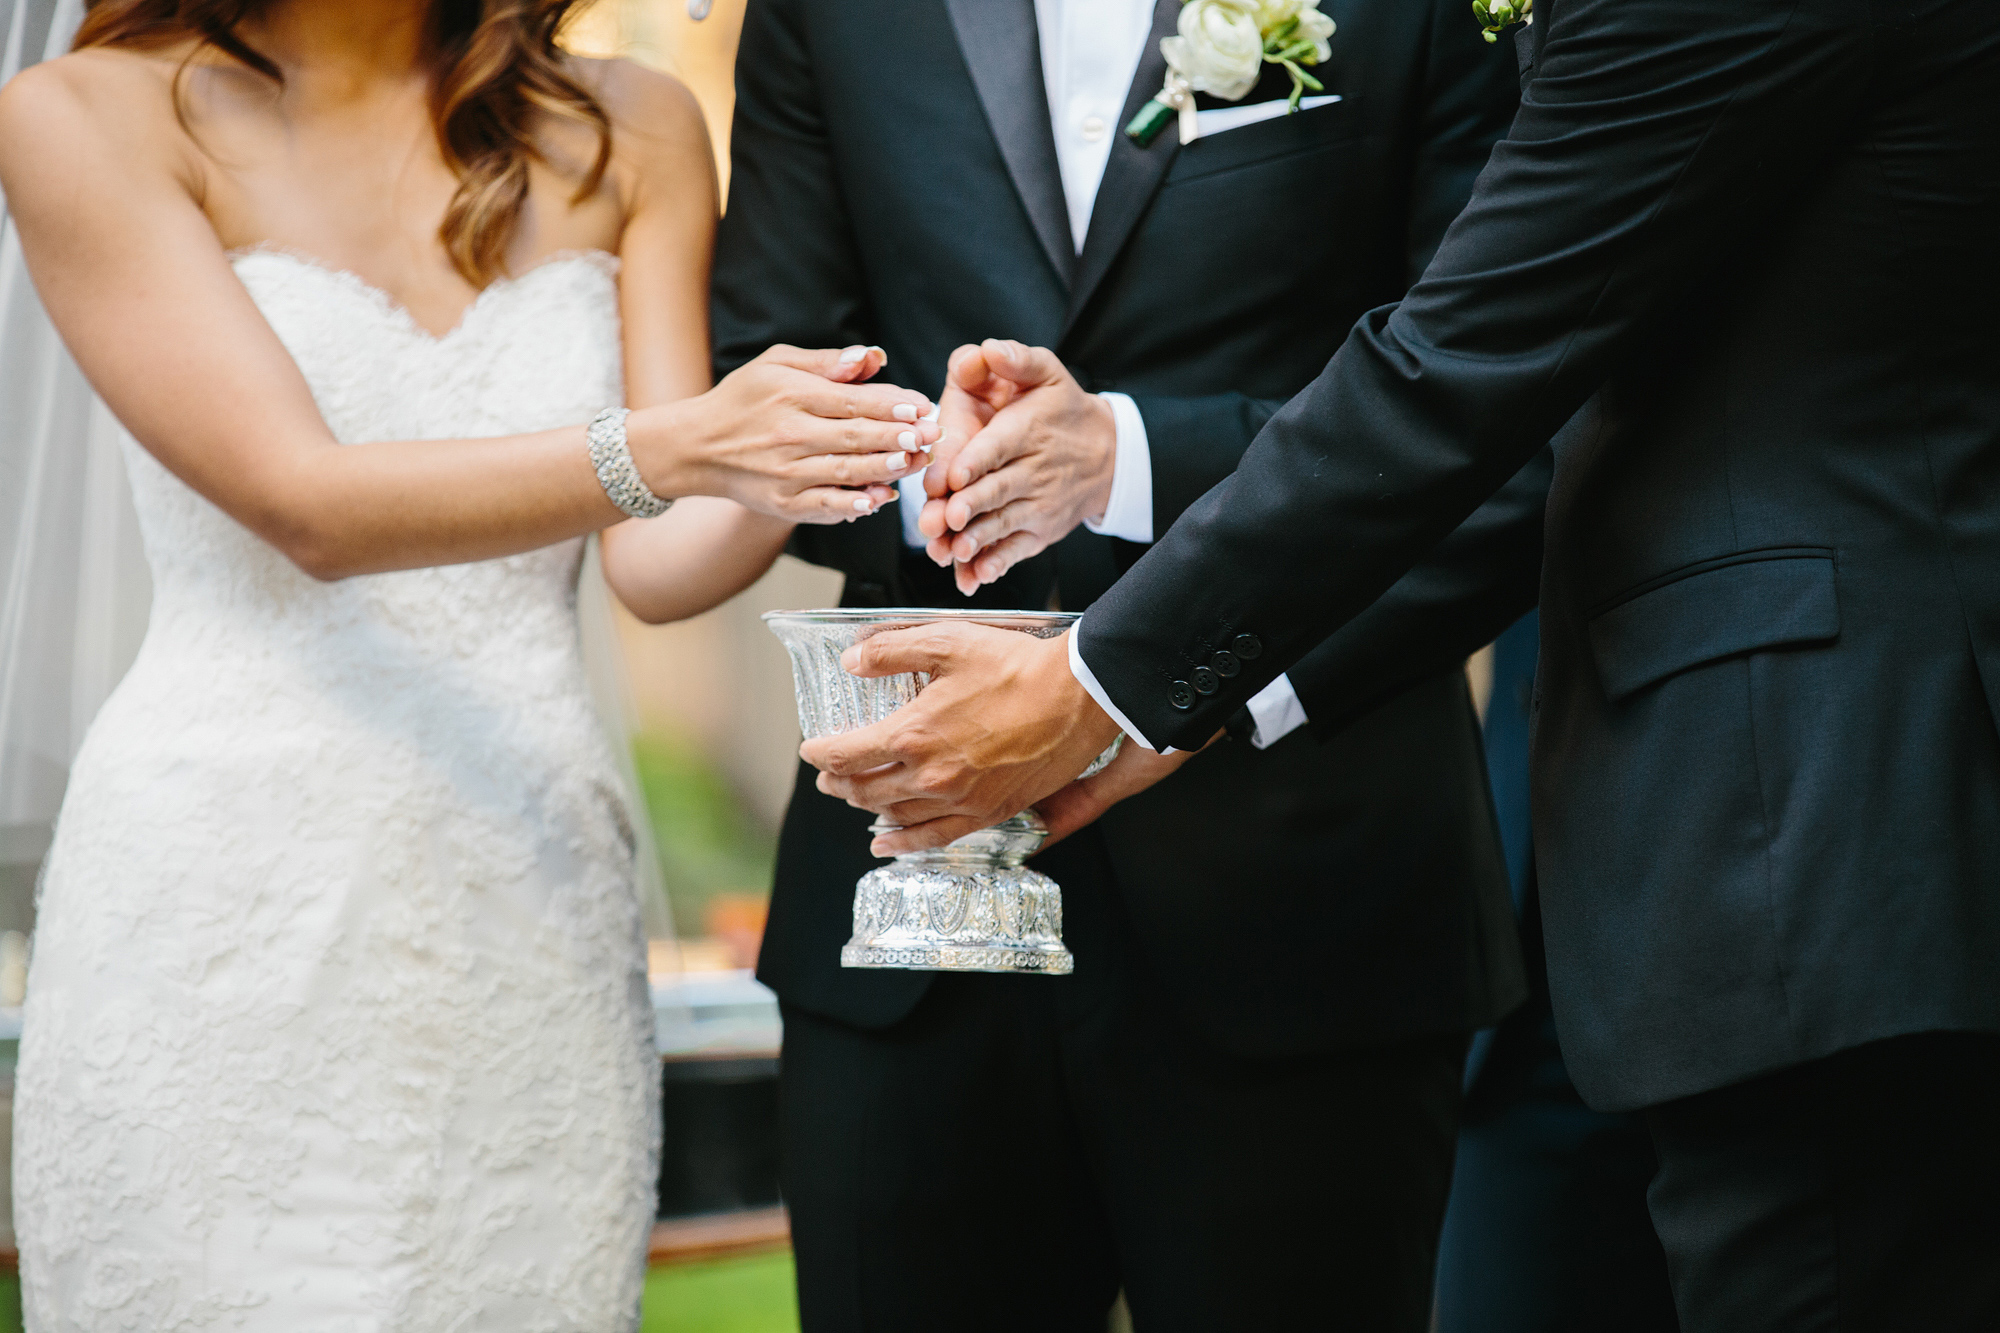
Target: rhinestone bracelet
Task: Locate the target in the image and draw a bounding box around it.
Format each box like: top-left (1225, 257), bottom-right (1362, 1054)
top-left (587, 407), bottom-right (673, 519)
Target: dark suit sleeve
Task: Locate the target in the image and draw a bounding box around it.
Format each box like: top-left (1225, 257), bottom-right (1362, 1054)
top-left (711, 0), bottom-right (880, 577)
top-left (1077, 0), bottom-right (1873, 749)
top-left (1289, 447), bottom-right (1548, 741)
top-left (1127, 0), bottom-right (1520, 538)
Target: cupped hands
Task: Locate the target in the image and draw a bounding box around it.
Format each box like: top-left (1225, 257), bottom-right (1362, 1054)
top-left (920, 339), bottom-right (1117, 592)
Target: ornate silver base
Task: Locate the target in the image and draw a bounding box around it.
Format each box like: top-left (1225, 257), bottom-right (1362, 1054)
top-left (839, 813), bottom-right (1074, 974)
top-left (764, 608), bottom-right (1121, 977)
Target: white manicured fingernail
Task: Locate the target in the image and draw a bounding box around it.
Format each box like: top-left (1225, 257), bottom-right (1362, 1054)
top-left (889, 452), bottom-right (907, 469)
top-left (868, 345), bottom-right (886, 359)
top-left (853, 496), bottom-right (872, 512)
top-left (898, 430), bottom-right (917, 450)
top-left (838, 345), bottom-right (867, 364)
top-left (893, 404), bottom-right (918, 422)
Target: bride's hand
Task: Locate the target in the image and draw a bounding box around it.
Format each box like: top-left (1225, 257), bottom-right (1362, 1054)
top-left (635, 344), bottom-right (938, 524)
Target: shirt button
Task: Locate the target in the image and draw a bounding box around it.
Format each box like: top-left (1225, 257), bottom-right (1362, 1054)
top-left (1080, 114), bottom-right (1108, 143)
top-left (1192, 667), bottom-right (1220, 695)
top-left (1169, 680), bottom-right (1196, 710)
top-left (1233, 634), bottom-right (1263, 661)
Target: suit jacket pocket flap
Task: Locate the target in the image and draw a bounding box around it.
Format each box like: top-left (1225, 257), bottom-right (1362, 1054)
top-left (1165, 99), bottom-right (1353, 186)
top-left (1588, 550), bottom-right (1839, 702)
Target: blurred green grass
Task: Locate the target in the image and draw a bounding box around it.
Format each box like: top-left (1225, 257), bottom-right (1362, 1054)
top-left (0, 1252), bottom-right (800, 1332)
top-left (644, 1251), bottom-right (800, 1333)
top-left (633, 730), bottom-right (777, 937)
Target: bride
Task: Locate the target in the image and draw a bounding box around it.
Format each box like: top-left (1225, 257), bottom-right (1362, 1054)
top-left (0, 0), bottom-right (933, 1326)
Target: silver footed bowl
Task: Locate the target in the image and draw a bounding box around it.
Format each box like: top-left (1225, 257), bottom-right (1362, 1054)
top-left (764, 608), bottom-right (1121, 975)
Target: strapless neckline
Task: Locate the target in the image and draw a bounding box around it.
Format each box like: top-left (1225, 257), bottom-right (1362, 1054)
top-left (225, 244), bottom-right (621, 344)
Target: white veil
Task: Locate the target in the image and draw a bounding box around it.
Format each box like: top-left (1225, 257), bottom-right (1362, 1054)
top-left (0, 0), bottom-right (673, 943)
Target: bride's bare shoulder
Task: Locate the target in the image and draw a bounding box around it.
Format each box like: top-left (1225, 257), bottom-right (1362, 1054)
top-left (574, 56), bottom-right (711, 169)
top-left (0, 47), bottom-right (195, 179)
top-left (572, 55), bottom-right (704, 127)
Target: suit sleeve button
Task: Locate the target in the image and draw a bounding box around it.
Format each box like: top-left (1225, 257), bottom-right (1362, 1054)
top-left (1191, 666), bottom-right (1220, 695)
top-left (1211, 651), bottom-right (1240, 678)
top-left (1169, 681), bottom-right (1196, 710)
top-left (1232, 634), bottom-right (1262, 660)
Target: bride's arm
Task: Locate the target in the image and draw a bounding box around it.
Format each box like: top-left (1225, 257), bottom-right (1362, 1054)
top-left (591, 61), bottom-right (797, 625)
top-left (0, 55), bottom-right (931, 582)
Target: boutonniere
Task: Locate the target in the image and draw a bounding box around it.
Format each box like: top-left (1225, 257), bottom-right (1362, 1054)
top-left (1474, 0), bottom-right (1531, 43)
top-left (1125, 0), bottom-right (1337, 148)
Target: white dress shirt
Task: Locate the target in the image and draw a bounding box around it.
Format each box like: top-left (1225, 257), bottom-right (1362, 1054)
top-left (1040, 0), bottom-right (1315, 750)
top-left (903, 0), bottom-right (1311, 749)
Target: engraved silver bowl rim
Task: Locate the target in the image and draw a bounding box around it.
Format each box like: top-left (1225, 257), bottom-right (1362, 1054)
top-left (762, 606), bottom-right (1118, 783)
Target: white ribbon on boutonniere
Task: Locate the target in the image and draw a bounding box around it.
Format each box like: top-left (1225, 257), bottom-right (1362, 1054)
top-left (1474, 0), bottom-right (1531, 43)
top-left (1125, 0), bottom-right (1337, 147)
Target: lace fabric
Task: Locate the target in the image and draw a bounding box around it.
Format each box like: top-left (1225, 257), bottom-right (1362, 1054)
top-left (13, 250), bottom-right (660, 1330)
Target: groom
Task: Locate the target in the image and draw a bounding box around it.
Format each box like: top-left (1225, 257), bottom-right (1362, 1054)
top-left (808, 0), bottom-right (2000, 1326)
top-left (713, 0), bottom-right (1533, 1327)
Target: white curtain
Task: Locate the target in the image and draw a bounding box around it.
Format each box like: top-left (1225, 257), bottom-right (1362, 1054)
top-left (0, 0), bottom-right (107, 883)
top-left (0, 0), bottom-right (673, 943)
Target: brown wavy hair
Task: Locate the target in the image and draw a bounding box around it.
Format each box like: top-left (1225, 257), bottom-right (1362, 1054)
top-left (73, 0), bottom-right (613, 285)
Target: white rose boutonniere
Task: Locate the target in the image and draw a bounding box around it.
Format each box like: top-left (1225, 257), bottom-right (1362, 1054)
top-left (1474, 0), bottom-right (1531, 44)
top-left (1126, 0), bottom-right (1338, 147)
top-left (1164, 0), bottom-right (1265, 102)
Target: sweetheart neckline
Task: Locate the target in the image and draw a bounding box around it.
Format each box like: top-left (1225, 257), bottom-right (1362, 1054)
top-left (225, 245), bottom-right (621, 344)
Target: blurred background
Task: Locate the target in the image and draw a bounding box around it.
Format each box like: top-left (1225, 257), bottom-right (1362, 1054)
top-left (554, 4), bottom-right (822, 1327)
top-left (564, 0), bottom-right (824, 983)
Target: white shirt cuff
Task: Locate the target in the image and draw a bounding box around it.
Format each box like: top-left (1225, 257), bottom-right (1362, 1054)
top-left (1082, 392), bottom-right (1153, 544)
top-left (898, 471), bottom-right (928, 548)
top-left (1245, 674), bottom-right (1309, 749)
top-left (898, 403), bottom-right (942, 548)
top-left (1067, 623), bottom-right (1168, 753)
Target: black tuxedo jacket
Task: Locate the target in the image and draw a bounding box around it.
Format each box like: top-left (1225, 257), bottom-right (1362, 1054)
top-left (1078, 0), bottom-right (2000, 1108)
top-left (714, 0), bottom-right (1531, 1054)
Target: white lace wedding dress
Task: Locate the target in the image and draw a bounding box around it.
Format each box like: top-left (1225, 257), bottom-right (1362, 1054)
top-left (12, 249), bottom-right (660, 1331)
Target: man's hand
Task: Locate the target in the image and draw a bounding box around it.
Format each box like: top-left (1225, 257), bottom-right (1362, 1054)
top-left (1034, 740), bottom-right (1206, 850)
top-left (799, 623), bottom-right (1122, 855)
top-left (918, 340), bottom-right (1117, 595)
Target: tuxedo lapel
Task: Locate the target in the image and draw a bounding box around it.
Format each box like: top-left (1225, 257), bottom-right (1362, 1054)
top-left (1061, 0), bottom-right (1181, 337)
top-left (943, 0), bottom-right (1076, 289)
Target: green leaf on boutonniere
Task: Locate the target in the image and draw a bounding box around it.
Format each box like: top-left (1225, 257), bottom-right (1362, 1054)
top-left (1125, 98), bottom-right (1177, 148)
